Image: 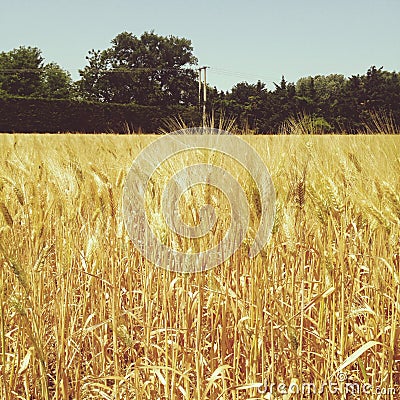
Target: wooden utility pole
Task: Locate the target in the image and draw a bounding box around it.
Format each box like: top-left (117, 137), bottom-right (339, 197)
top-left (198, 66), bottom-right (209, 127)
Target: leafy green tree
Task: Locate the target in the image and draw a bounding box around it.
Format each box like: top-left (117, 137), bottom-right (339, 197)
top-left (0, 46), bottom-right (43, 97)
top-left (40, 63), bottom-right (75, 99)
top-left (296, 76), bottom-right (317, 115)
top-left (296, 74), bottom-right (346, 129)
top-left (362, 67), bottom-right (400, 112)
top-left (334, 74), bottom-right (364, 131)
top-left (332, 67), bottom-right (400, 131)
top-left (79, 31), bottom-right (199, 106)
top-left (222, 81), bottom-right (269, 130)
top-left (269, 76), bottom-right (297, 130)
top-left (0, 47), bottom-right (74, 99)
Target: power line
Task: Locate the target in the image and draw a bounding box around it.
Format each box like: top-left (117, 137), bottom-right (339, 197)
top-left (0, 67), bottom-right (199, 74)
top-left (211, 67), bottom-right (276, 83)
top-left (0, 66), bottom-right (276, 82)
top-left (0, 69), bottom-right (44, 73)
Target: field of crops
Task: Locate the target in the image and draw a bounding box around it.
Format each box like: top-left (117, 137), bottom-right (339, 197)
top-left (0, 133), bottom-right (399, 399)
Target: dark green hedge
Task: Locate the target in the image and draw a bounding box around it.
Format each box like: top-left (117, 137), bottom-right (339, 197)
top-left (0, 97), bottom-right (200, 133)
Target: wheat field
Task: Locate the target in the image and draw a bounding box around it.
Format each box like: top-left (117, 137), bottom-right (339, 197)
top-left (0, 133), bottom-right (399, 399)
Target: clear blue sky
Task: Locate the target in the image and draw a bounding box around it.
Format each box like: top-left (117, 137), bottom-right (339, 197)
top-left (1, 0), bottom-right (399, 91)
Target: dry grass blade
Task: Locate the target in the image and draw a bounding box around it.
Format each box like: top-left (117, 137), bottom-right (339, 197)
top-left (202, 365), bottom-right (233, 400)
top-left (18, 347), bottom-right (34, 375)
top-left (216, 382), bottom-right (264, 399)
top-left (332, 341), bottom-right (385, 377)
top-left (289, 286), bottom-right (336, 321)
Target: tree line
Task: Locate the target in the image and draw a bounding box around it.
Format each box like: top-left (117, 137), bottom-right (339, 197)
top-left (1, 31), bottom-right (400, 133)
